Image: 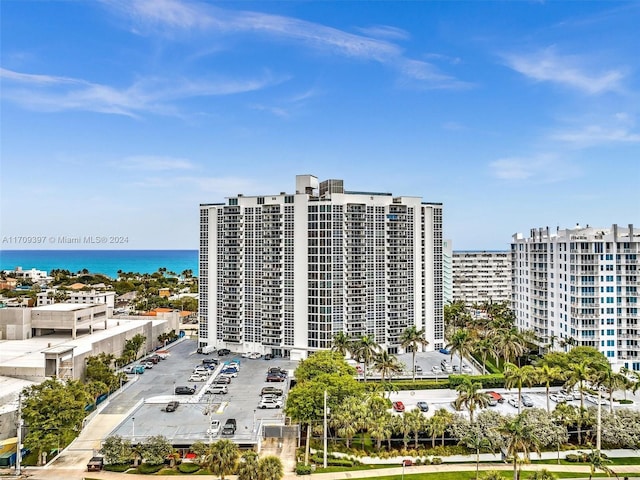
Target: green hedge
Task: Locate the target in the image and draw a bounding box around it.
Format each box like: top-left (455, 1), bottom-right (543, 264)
top-left (448, 374), bottom-right (505, 388)
top-left (178, 462), bottom-right (200, 473)
top-left (137, 463), bottom-right (164, 474)
top-left (296, 463), bottom-right (313, 475)
top-left (104, 463), bottom-right (131, 472)
top-left (367, 380), bottom-right (451, 391)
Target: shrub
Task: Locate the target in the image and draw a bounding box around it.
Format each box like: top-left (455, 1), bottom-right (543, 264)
top-left (414, 458), bottom-right (422, 466)
top-left (431, 457), bottom-right (442, 465)
top-left (618, 399), bottom-right (634, 405)
top-left (178, 462), bottom-right (200, 473)
top-left (104, 463), bottom-right (130, 472)
top-left (422, 457), bottom-right (432, 465)
top-left (565, 454), bottom-right (580, 463)
top-left (138, 463), bottom-right (164, 474)
top-left (296, 463), bottom-right (313, 475)
top-left (448, 374), bottom-right (505, 388)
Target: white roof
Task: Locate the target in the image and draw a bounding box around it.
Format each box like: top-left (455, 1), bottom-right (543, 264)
top-left (32, 303), bottom-right (95, 312)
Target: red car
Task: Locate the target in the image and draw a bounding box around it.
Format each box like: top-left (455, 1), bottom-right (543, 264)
top-left (393, 401), bottom-right (405, 412)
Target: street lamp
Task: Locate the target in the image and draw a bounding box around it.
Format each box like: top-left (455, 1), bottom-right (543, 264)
top-left (253, 409), bottom-right (257, 433)
top-left (131, 417), bottom-right (135, 442)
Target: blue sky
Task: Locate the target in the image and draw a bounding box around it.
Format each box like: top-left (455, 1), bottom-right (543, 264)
top-left (1, 0), bottom-right (639, 251)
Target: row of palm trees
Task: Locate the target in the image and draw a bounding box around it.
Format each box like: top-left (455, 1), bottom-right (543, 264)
top-left (445, 301), bottom-right (536, 372)
top-left (332, 326), bottom-right (430, 383)
top-left (191, 440), bottom-right (283, 480)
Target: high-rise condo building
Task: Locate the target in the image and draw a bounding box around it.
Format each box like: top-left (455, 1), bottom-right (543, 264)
top-left (511, 224), bottom-right (639, 371)
top-left (452, 251), bottom-right (511, 307)
top-left (199, 175), bottom-right (443, 360)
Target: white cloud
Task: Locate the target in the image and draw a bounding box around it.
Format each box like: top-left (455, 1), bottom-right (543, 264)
top-left (552, 125), bottom-right (640, 146)
top-left (503, 47), bottom-right (625, 94)
top-left (104, 0), bottom-right (464, 87)
top-left (0, 68), bottom-right (282, 117)
top-left (355, 25), bottom-right (410, 41)
top-left (489, 154), bottom-right (579, 183)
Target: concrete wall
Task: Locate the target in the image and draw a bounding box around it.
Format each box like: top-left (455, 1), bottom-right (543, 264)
top-left (0, 309), bottom-right (32, 340)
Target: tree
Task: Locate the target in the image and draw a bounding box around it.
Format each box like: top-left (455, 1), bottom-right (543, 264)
top-left (474, 336), bottom-right (495, 373)
top-left (564, 360), bottom-right (596, 445)
top-left (368, 411), bottom-right (393, 450)
top-left (479, 472), bottom-right (507, 480)
top-left (400, 325), bottom-right (429, 381)
top-left (429, 408), bottom-right (454, 447)
top-left (453, 377), bottom-right (490, 424)
top-left (329, 397), bottom-right (362, 448)
top-left (100, 435), bottom-right (132, 465)
top-left (586, 449), bottom-right (617, 480)
top-left (258, 455), bottom-right (284, 480)
top-left (446, 328), bottom-right (474, 372)
top-left (392, 412), bottom-right (413, 450)
top-left (500, 413), bottom-right (541, 480)
top-left (495, 328), bottom-right (526, 365)
top-left (405, 407), bottom-right (426, 448)
top-left (460, 424), bottom-right (495, 480)
top-left (372, 350), bottom-right (403, 387)
top-left (295, 350), bottom-right (356, 382)
top-left (237, 450), bottom-right (259, 480)
top-left (535, 363), bottom-right (564, 413)
top-left (350, 335), bottom-right (380, 382)
top-left (140, 435), bottom-right (173, 465)
top-left (331, 331), bottom-right (352, 357)
top-left (504, 363), bottom-right (537, 414)
top-left (204, 439), bottom-right (238, 480)
top-left (22, 378), bottom-right (91, 465)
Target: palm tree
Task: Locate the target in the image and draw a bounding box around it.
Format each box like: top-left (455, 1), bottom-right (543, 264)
top-left (474, 336), bottom-right (495, 374)
top-left (564, 361), bottom-right (595, 445)
top-left (460, 425), bottom-right (494, 480)
top-left (331, 331), bottom-right (352, 357)
top-left (504, 363), bottom-right (537, 414)
top-left (205, 439), bottom-right (238, 480)
top-left (368, 411), bottom-right (393, 451)
top-left (428, 408), bottom-right (452, 447)
top-left (392, 412), bottom-right (413, 450)
top-left (446, 328), bottom-right (475, 372)
top-left (400, 326), bottom-right (429, 381)
top-left (372, 350), bottom-right (403, 386)
top-left (404, 408), bottom-right (425, 448)
top-left (453, 377), bottom-right (490, 424)
top-left (535, 363), bottom-right (564, 413)
top-left (500, 414), bottom-right (541, 480)
top-left (530, 470), bottom-right (558, 480)
top-left (586, 449), bottom-right (617, 480)
top-left (496, 328), bottom-right (527, 365)
top-left (351, 335), bottom-right (380, 382)
top-left (258, 455), bottom-right (284, 480)
top-left (237, 450), bottom-right (259, 480)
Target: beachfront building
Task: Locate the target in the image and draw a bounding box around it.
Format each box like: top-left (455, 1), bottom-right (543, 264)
top-left (511, 224), bottom-right (639, 371)
top-left (452, 251), bottom-right (512, 307)
top-left (443, 239), bottom-right (453, 305)
top-left (199, 174), bottom-right (443, 360)
top-left (36, 289), bottom-right (115, 315)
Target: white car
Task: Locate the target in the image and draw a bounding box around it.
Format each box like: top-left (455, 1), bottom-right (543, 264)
top-left (189, 374), bottom-right (208, 382)
top-left (508, 397), bottom-right (521, 409)
top-left (461, 364), bottom-right (473, 374)
top-left (207, 420), bottom-right (221, 436)
top-left (193, 367), bottom-right (211, 375)
top-left (205, 385), bottom-right (228, 394)
top-left (249, 352), bottom-right (262, 359)
top-left (259, 398), bottom-right (284, 409)
top-left (549, 393), bottom-right (567, 403)
top-left (431, 365), bottom-right (443, 374)
top-left (219, 371), bottom-right (238, 378)
top-left (586, 395), bottom-right (609, 406)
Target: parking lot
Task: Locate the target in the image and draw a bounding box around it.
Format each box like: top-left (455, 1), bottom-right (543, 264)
top-left (105, 339), bottom-right (297, 447)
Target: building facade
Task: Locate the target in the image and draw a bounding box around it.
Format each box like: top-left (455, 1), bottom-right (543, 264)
top-left (511, 224), bottom-right (639, 371)
top-left (199, 175), bottom-right (443, 360)
top-left (443, 240), bottom-right (453, 305)
top-left (452, 251), bottom-right (511, 307)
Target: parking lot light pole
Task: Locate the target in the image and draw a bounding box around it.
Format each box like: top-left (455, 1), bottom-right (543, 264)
top-left (253, 409), bottom-right (257, 433)
top-left (132, 417), bottom-right (135, 442)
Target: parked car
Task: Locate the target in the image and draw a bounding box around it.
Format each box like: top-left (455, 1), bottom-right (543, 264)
top-left (165, 401), bottom-right (179, 412)
top-left (393, 401), bottom-right (405, 412)
top-left (586, 395), bottom-right (609, 406)
top-left (175, 386), bottom-right (196, 395)
top-left (261, 387), bottom-right (283, 396)
top-left (266, 374), bottom-right (286, 382)
top-left (205, 385), bottom-right (228, 394)
top-left (431, 365), bottom-right (443, 374)
top-left (486, 391), bottom-right (505, 406)
top-left (218, 348), bottom-right (231, 356)
top-left (550, 393), bottom-right (567, 403)
top-left (189, 373), bottom-right (208, 382)
top-left (248, 352), bottom-right (262, 359)
top-left (508, 397), bottom-right (521, 409)
top-left (443, 365), bottom-right (453, 374)
top-left (146, 356), bottom-right (160, 364)
top-left (416, 401), bottom-right (429, 412)
top-left (259, 398), bottom-right (284, 409)
top-left (462, 364), bottom-right (473, 374)
top-left (268, 367), bottom-right (287, 375)
top-left (207, 420), bottom-right (221, 436)
top-left (214, 376), bottom-right (232, 384)
top-left (86, 456), bottom-right (104, 472)
top-left (414, 365), bottom-right (423, 373)
top-left (439, 348), bottom-right (450, 355)
top-left (202, 358), bottom-right (219, 366)
top-left (521, 395), bottom-right (534, 407)
top-left (222, 418), bottom-right (237, 435)
top-left (141, 362), bottom-right (154, 369)
top-left (264, 354), bottom-right (273, 360)
top-left (193, 367), bottom-right (211, 376)
top-left (124, 365), bottom-right (145, 374)
top-left (452, 365), bottom-right (460, 373)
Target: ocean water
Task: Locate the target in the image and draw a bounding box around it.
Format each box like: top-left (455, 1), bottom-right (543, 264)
top-left (0, 250), bottom-right (198, 279)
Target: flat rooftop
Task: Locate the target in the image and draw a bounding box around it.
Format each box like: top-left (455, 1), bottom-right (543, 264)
top-left (31, 303), bottom-right (96, 312)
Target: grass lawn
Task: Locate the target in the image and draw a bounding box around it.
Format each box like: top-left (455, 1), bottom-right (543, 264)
top-left (533, 456), bottom-right (640, 466)
top-left (369, 472), bottom-right (612, 480)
